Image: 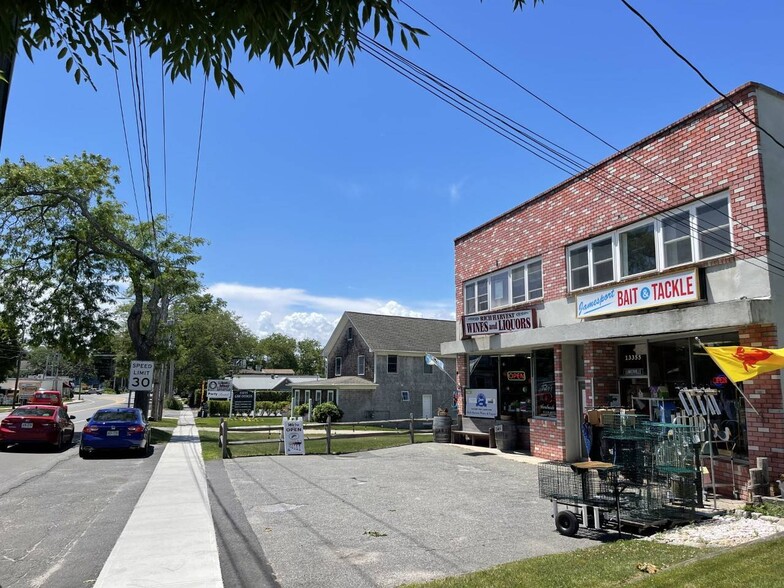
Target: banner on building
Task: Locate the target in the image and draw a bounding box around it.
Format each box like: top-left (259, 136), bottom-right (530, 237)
top-left (465, 388), bottom-right (498, 418)
top-left (463, 310), bottom-right (534, 337)
top-left (575, 268), bottom-right (700, 319)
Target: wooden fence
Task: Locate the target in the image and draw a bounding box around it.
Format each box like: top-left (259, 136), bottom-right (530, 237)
top-left (218, 414), bottom-right (433, 459)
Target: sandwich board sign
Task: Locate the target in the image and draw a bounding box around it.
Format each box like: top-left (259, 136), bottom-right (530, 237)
top-left (129, 360), bottom-right (155, 391)
top-left (283, 417), bottom-right (305, 455)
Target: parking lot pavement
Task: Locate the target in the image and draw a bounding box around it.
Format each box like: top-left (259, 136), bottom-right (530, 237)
top-left (220, 443), bottom-right (593, 588)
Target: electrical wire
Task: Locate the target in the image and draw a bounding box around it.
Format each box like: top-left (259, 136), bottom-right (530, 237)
top-left (399, 1), bottom-right (784, 267)
top-left (620, 0), bottom-right (784, 153)
top-left (357, 33), bottom-right (784, 279)
top-left (111, 46), bottom-right (142, 224)
top-left (161, 59), bottom-right (169, 222)
top-left (189, 75), bottom-right (208, 237)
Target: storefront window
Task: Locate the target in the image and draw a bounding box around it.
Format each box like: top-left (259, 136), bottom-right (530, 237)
top-left (533, 349), bottom-right (556, 418)
top-left (500, 355), bottom-right (532, 422)
top-left (691, 334), bottom-right (746, 457)
top-left (468, 355), bottom-right (498, 390)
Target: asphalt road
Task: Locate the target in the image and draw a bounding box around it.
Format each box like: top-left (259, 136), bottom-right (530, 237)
top-left (219, 443), bottom-right (601, 588)
top-left (0, 394), bottom-right (162, 588)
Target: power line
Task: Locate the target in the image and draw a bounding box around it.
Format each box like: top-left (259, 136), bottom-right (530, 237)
top-left (189, 75), bottom-right (208, 237)
top-left (111, 46), bottom-right (142, 224)
top-left (394, 3), bottom-right (784, 269)
top-left (161, 59), bottom-right (169, 222)
top-left (357, 33), bottom-right (784, 279)
top-left (620, 0), bottom-right (784, 153)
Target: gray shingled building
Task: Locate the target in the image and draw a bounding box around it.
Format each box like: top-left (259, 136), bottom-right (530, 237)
top-left (292, 312), bottom-right (457, 422)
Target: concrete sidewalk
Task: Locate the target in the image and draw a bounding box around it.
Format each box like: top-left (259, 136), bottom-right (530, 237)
top-left (95, 409), bottom-right (223, 587)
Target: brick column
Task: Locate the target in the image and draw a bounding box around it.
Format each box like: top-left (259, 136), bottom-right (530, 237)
top-left (530, 345), bottom-right (566, 461)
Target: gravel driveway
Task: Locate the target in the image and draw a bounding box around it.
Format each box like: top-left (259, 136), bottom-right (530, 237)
top-left (221, 443), bottom-right (599, 588)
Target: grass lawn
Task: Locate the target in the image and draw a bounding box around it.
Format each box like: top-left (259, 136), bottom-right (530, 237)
top-left (404, 535), bottom-right (784, 588)
top-left (148, 417), bottom-right (180, 428)
top-left (150, 426), bottom-right (173, 445)
top-left (198, 428), bottom-right (432, 461)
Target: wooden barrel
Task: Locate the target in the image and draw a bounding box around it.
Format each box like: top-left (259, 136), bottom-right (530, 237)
top-left (432, 415), bottom-right (452, 443)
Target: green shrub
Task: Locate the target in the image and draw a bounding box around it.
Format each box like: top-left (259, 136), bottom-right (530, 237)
top-left (311, 402), bottom-right (343, 423)
top-left (165, 396), bottom-right (184, 410)
top-left (208, 400), bottom-right (230, 416)
top-left (294, 403), bottom-right (309, 417)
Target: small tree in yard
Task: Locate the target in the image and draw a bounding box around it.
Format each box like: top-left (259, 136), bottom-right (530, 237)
top-left (311, 402), bottom-right (343, 423)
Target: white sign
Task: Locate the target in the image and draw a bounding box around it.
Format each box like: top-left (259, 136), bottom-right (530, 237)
top-left (206, 379), bottom-right (232, 400)
top-left (465, 388), bottom-right (498, 418)
top-left (463, 310), bottom-right (534, 337)
top-left (576, 268), bottom-right (700, 319)
top-left (282, 417), bottom-right (306, 455)
top-left (129, 360), bottom-right (155, 391)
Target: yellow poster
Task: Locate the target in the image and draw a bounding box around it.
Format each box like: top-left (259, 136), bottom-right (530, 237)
top-left (704, 346), bottom-right (784, 382)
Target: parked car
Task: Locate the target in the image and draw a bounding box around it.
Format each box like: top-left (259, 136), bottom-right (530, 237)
top-left (80, 407), bottom-right (151, 458)
top-left (0, 405), bottom-right (76, 451)
top-left (30, 390), bottom-right (66, 408)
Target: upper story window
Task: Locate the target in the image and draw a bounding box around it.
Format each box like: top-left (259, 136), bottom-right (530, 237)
top-left (464, 258), bottom-right (542, 315)
top-left (335, 357), bottom-right (342, 377)
top-left (347, 327), bottom-right (353, 342)
top-left (423, 356), bottom-right (433, 374)
top-left (567, 193), bottom-right (731, 292)
top-left (357, 355), bottom-right (365, 376)
top-left (387, 355), bottom-right (398, 373)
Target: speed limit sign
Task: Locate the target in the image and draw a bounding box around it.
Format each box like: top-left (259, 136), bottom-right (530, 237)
top-left (129, 360), bottom-right (155, 391)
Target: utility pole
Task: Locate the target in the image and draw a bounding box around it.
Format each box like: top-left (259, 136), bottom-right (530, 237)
top-left (12, 345), bottom-right (22, 409)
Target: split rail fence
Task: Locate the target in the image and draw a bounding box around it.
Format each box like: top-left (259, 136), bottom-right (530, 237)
top-left (218, 414), bottom-right (433, 459)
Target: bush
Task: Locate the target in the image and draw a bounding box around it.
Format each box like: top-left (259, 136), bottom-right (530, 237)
top-left (311, 402), bottom-right (343, 423)
top-left (208, 400), bottom-right (230, 416)
top-left (293, 403), bottom-right (309, 417)
top-left (165, 396), bottom-right (183, 410)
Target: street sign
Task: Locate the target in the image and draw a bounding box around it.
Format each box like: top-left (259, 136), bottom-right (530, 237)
top-left (206, 379), bottom-right (232, 400)
top-left (129, 360), bottom-right (155, 391)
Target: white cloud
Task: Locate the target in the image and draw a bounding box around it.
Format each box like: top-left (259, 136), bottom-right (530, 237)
top-left (449, 179), bottom-right (466, 204)
top-left (207, 282), bottom-right (454, 345)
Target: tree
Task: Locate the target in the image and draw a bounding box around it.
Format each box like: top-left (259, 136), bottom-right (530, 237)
top-left (296, 338), bottom-right (325, 376)
top-left (0, 318), bottom-right (20, 380)
top-left (0, 154), bottom-right (203, 381)
top-left (258, 333), bottom-right (298, 371)
top-left (169, 293), bottom-right (258, 394)
top-left (0, 1), bottom-right (434, 94)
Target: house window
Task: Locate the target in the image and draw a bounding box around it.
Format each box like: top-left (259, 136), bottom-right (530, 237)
top-left (294, 390), bottom-right (300, 405)
top-left (662, 210), bottom-right (693, 267)
top-left (358, 355), bottom-right (365, 376)
top-left (465, 258), bottom-right (543, 314)
top-left (567, 193), bottom-right (731, 291)
top-left (315, 390), bottom-right (322, 403)
top-left (305, 391), bottom-right (311, 404)
top-left (347, 327), bottom-right (353, 342)
top-left (387, 355), bottom-right (398, 373)
top-left (620, 222), bottom-right (656, 277)
top-left (424, 356), bottom-right (433, 374)
top-left (335, 357), bottom-right (342, 377)
top-left (327, 390), bottom-right (335, 402)
top-left (401, 390), bottom-right (410, 401)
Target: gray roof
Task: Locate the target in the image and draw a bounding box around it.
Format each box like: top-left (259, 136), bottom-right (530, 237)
top-left (345, 312), bottom-right (455, 353)
top-left (292, 376), bottom-right (377, 390)
top-left (231, 374), bottom-right (320, 391)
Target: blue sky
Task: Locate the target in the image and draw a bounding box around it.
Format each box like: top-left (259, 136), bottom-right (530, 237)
top-left (4, 1), bottom-right (784, 344)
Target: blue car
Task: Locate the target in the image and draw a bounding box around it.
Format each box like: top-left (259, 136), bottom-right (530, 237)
top-left (79, 407), bottom-right (151, 458)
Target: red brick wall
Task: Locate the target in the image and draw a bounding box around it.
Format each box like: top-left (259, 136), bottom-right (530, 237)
top-left (531, 346), bottom-right (567, 460)
top-left (584, 341), bottom-right (618, 408)
top-left (454, 85), bottom-right (766, 320)
top-left (735, 324), bottom-right (784, 497)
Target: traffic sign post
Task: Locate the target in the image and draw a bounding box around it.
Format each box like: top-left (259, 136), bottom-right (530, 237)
top-left (129, 360), bottom-right (155, 415)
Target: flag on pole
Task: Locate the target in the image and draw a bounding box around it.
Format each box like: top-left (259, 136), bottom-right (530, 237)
top-left (425, 353), bottom-right (445, 372)
top-left (703, 345), bottom-right (784, 383)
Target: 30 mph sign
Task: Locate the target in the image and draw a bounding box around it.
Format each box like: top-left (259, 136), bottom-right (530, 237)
top-left (129, 360), bottom-right (155, 391)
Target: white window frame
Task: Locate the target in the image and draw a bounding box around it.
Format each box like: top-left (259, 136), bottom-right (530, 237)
top-left (315, 390), bottom-right (322, 403)
top-left (463, 258), bottom-right (543, 315)
top-left (347, 327), bottom-right (353, 341)
top-left (327, 389), bottom-right (335, 403)
top-left (567, 192), bottom-right (732, 292)
top-left (401, 390), bottom-right (410, 402)
top-left (357, 355), bottom-right (365, 376)
top-left (335, 357), bottom-right (342, 377)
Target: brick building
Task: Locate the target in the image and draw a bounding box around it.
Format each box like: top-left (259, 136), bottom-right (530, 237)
top-left (442, 82), bottom-right (784, 497)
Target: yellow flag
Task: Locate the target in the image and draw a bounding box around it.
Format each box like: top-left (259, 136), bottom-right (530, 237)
top-left (704, 346), bottom-right (784, 382)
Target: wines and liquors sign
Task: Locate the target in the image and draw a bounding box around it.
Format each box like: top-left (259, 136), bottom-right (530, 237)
top-left (463, 310), bottom-right (534, 337)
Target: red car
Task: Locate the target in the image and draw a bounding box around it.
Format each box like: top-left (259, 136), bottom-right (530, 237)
top-left (0, 404), bottom-right (75, 451)
top-left (30, 390), bottom-right (66, 408)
